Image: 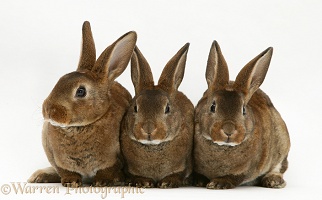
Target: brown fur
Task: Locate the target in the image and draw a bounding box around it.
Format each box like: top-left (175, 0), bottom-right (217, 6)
top-left (120, 44), bottom-right (194, 188)
top-left (193, 41), bottom-right (290, 189)
top-left (28, 21), bottom-right (136, 187)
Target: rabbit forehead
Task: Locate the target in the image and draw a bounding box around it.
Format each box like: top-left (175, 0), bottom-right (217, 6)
top-left (214, 90), bottom-right (243, 104)
top-left (213, 90), bottom-right (244, 115)
top-left (136, 89), bottom-right (169, 107)
top-left (59, 71), bottom-right (96, 83)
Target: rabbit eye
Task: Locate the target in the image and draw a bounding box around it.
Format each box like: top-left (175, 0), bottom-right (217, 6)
top-left (210, 102), bottom-right (216, 113)
top-left (134, 105), bottom-right (138, 113)
top-left (75, 86), bottom-right (86, 98)
top-left (242, 106), bottom-right (246, 115)
top-left (165, 104), bottom-right (170, 114)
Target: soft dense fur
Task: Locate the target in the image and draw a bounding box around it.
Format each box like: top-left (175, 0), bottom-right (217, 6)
top-left (28, 21), bottom-right (136, 187)
top-left (120, 44), bottom-right (194, 188)
top-left (193, 41), bottom-right (290, 189)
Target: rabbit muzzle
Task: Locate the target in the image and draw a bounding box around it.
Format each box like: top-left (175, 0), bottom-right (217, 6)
top-left (210, 121), bottom-right (246, 147)
top-left (142, 121), bottom-right (156, 135)
top-left (222, 121), bottom-right (237, 137)
top-left (132, 120), bottom-right (168, 145)
top-left (42, 100), bottom-right (70, 127)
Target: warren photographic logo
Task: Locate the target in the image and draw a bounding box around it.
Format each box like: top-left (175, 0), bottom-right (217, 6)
top-left (1, 182), bottom-right (145, 199)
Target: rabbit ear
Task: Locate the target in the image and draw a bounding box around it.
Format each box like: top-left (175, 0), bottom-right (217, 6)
top-left (131, 46), bottom-right (154, 95)
top-left (158, 43), bottom-right (190, 93)
top-left (77, 21), bottom-right (96, 71)
top-left (234, 47), bottom-right (273, 104)
top-left (206, 40), bottom-right (229, 92)
top-left (92, 31), bottom-right (137, 83)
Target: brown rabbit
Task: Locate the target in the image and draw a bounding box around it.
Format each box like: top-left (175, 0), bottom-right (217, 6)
top-left (120, 44), bottom-right (194, 188)
top-left (28, 21), bottom-right (137, 187)
top-left (193, 41), bottom-right (290, 189)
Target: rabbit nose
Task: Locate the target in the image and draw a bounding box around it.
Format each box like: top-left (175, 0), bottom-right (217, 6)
top-left (142, 121), bottom-right (156, 135)
top-left (42, 100), bottom-right (50, 118)
top-left (43, 102), bottom-right (67, 122)
top-left (224, 132), bottom-right (233, 137)
top-left (222, 122), bottom-right (236, 137)
top-left (43, 104), bottom-right (54, 118)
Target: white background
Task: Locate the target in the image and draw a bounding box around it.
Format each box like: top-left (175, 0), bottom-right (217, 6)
top-left (0, 0), bottom-right (321, 199)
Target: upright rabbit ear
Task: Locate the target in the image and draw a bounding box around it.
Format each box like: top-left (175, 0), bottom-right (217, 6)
top-left (234, 47), bottom-right (273, 104)
top-left (206, 40), bottom-right (229, 92)
top-left (131, 46), bottom-right (154, 95)
top-left (92, 31), bottom-right (137, 83)
top-left (158, 43), bottom-right (190, 93)
top-left (77, 21), bottom-right (96, 71)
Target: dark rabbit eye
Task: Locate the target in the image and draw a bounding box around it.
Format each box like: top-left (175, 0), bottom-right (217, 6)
top-left (165, 104), bottom-right (170, 114)
top-left (75, 86), bottom-right (86, 98)
top-left (134, 105), bottom-right (138, 113)
top-left (243, 106), bottom-right (246, 115)
top-left (210, 102), bottom-right (216, 113)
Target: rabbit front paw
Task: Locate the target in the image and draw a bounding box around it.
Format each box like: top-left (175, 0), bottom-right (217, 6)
top-left (131, 177), bottom-right (155, 188)
top-left (207, 179), bottom-right (235, 189)
top-left (261, 174), bottom-right (286, 188)
top-left (57, 167), bottom-right (82, 187)
top-left (28, 168), bottom-right (60, 183)
top-left (93, 175), bottom-right (123, 187)
top-left (158, 175), bottom-right (182, 188)
top-left (93, 163), bottom-right (125, 187)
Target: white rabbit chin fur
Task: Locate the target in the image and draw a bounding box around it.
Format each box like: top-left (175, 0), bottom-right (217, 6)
top-left (46, 119), bottom-right (69, 128)
top-left (46, 119), bottom-right (89, 128)
top-left (203, 135), bottom-right (238, 147)
top-left (213, 141), bottom-right (238, 147)
top-left (138, 140), bottom-right (163, 145)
